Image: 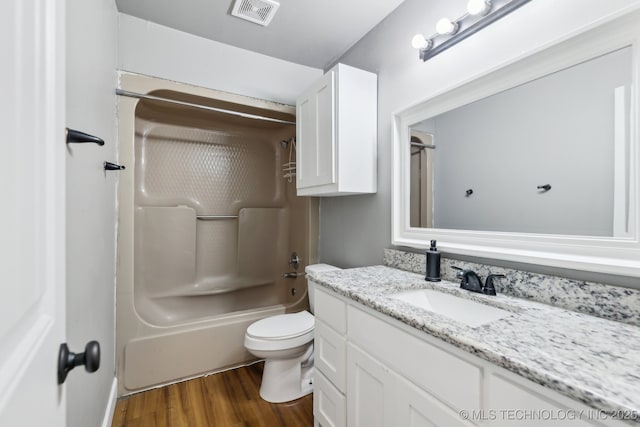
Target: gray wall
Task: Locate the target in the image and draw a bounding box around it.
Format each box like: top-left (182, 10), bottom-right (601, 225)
top-left (319, 0), bottom-right (640, 284)
top-left (432, 47), bottom-right (630, 236)
top-left (66, 0), bottom-right (118, 425)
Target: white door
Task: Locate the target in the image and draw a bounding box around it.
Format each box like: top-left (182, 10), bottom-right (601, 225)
top-left (0, 0), bottom-right (66, 426)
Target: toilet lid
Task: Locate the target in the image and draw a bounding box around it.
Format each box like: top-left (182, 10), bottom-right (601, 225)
top-left (246, 311), bottom-right (314, 340)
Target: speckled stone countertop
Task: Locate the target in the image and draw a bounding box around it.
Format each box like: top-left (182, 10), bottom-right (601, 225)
top-left (384, 248), bottom-right (640, 327)
top-left (308, 266), bottom-right (640, 424)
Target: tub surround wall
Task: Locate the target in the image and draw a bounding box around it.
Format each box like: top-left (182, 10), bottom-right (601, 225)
top-left (132, 101), bottom-right (304, 325)
top-left (307, 266), bottom-right (640, 421)
top-left (385, 248), bottom-right (640, 327)
top-left (116, 74), bottom-right (318, 394)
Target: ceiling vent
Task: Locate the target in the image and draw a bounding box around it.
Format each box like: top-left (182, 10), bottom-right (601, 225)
top-left (231, 0), bottom-right (280, 26)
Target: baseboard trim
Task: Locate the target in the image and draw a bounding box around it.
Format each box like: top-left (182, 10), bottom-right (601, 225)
top-left (101, 377), bottom-right (118, 427)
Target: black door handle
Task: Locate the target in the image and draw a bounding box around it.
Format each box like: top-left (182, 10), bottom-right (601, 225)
top-left (57, 341), bottom-right (100, 384)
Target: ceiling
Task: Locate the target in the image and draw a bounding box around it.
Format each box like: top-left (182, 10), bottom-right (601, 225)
top-left (115, 0), bottom-right (406, 70)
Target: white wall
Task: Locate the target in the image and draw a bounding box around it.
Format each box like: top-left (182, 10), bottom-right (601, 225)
top-left (117, 13), bottom-right (322, 105)
top-left (66, 0), bottom-right (118, 425)
top-left (320, 0), bottom-right (640, 275)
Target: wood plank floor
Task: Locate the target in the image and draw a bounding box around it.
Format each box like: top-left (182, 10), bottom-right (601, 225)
top-left (112, 362), bottom-right (313, 427)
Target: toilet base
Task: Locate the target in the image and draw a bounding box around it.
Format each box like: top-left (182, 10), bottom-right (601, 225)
top-left (259, 344), bottom-right (314, 403)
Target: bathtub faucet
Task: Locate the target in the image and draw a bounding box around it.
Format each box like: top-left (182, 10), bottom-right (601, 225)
top-left (283, 272), bottom-right (306, 279)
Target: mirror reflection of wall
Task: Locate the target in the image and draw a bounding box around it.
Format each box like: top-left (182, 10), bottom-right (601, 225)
top-left (409, 130), bottom-right (434, 228)
top-left (409, 46), bottom-right (631, 237)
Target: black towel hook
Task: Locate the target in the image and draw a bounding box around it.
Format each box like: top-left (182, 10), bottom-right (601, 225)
top-left (66, 128), bottom-right (105, 146)
top-left (537, 184), bottom-right (552, 192)
top-left (104, 162), bottom-right (125, 171)
top-left (465, 189), bottom-right (474, 197)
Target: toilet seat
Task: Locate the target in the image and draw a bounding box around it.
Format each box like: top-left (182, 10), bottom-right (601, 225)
top-left (247, 311), bottom-right (314, 340)
top-left (245, 311), bottom-right (314, 351)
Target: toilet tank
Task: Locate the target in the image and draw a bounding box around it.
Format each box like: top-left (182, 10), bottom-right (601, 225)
top-left (305, 264), bottom-right (340, 313)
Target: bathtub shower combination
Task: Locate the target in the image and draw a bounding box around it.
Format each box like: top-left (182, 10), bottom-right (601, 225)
top-left (116, 73), bottom-right (317, 394)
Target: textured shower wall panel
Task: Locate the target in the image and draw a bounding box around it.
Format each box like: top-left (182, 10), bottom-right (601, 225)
top-left (133, 119), bottom-right (290, 304)
top-left (136, 124), bottom-right (280, 213)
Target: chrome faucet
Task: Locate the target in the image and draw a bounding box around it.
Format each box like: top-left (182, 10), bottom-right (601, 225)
top-left (289, 252), bottom-right (300, 269)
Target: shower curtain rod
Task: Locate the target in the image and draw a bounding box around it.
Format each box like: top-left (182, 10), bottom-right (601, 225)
top-left (115, 89), bottom-right (297, 126)
top-left (411, 142), bottom-right (436, 149)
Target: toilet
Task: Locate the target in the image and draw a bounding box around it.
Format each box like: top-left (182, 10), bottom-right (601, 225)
top-left (244, 264), bottom-right (340, 403)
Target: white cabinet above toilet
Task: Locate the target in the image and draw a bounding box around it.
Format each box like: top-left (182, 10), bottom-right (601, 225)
top-left (295, 63), bottom-right (377, 196)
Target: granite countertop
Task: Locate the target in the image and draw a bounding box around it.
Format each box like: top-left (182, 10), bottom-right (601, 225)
top-left (308, 265), bottom-right (640, 424)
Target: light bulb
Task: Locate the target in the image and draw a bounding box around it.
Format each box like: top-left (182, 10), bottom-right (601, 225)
top-left (411, 34), bottom-right (429, 50)
top-left (436, 17), bottom-right (458, 35)
top-left (467, 0), bottom-right (491, 16)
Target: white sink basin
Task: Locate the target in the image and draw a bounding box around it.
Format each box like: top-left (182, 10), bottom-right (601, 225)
top-left (389, 289), bottom-right (512, 328)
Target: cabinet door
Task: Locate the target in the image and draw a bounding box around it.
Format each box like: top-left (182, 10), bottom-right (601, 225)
top-left (314, 371), bottom-right (346, 427)
top-left (348, 305), bottom-right (482, 413)
top-left (393, 372), bottom-right (475, 427)
top-left (347, 343), bottom-right (394, 427)
top-left (315, 320), bottom-right (346, 392)
top-left (296, 70), bottom-right (336, 189)
top-left (486, 373), bottom-right (613, 427)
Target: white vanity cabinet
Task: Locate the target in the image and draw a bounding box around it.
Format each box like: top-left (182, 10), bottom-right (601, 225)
top-left (484, 371), bottom-right (628, 427)
top-left (313, 287), bottom-right (348, 427)
top-left (313, 286), bottom-right (630, 427)
top-left (347, 304), bottom-right (479, 427)
top-left (295, 63), bottom-right (377, 196)
top-left (346, 341), bottom-right (472, 427)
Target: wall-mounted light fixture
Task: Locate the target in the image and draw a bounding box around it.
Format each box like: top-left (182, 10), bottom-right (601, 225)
top-left (412, 0), bottom-right (532, 61)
